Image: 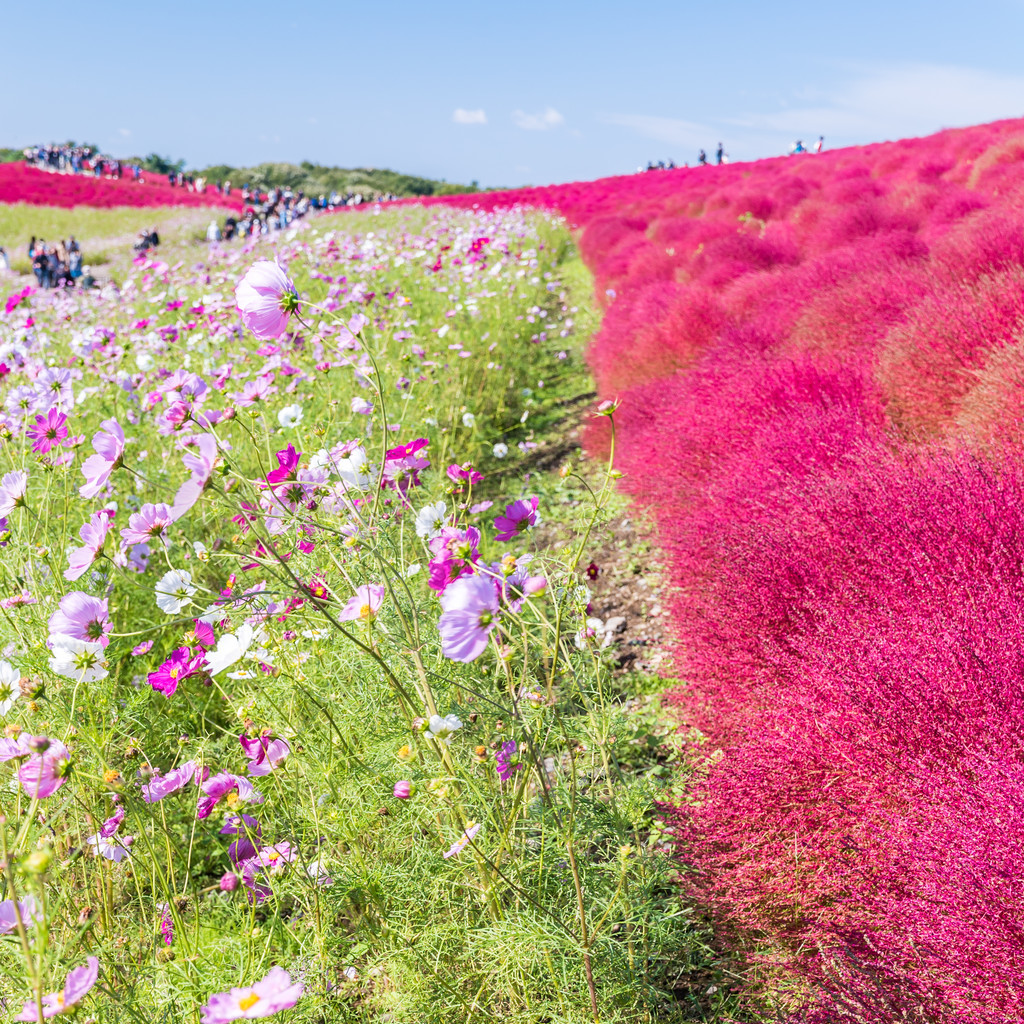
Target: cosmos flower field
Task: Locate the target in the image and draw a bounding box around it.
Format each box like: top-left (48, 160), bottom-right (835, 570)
top-left (0, 206), bottom-right (721, 1023)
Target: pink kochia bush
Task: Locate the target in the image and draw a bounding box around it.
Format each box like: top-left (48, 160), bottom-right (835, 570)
top-left (410, 115), bottom-right (1024, 1020)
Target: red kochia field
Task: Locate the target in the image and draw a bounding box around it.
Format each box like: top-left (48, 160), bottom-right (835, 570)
top-left (426, 118), bottom-right (1024, 1022)
top-left (0, 161), bottom-right (242, 210)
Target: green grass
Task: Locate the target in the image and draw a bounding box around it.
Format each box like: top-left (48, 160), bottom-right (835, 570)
top-left (0, 204), bottom-right (214, 274)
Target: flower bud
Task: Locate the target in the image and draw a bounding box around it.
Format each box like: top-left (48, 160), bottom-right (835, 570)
top-left (219, 872), bottom-right (239, 892)
top-left (393, 780), bottom-right (412, 799)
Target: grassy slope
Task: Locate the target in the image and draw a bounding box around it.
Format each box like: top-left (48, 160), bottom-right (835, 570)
top-left (0, 205), bottom-right (216, 273)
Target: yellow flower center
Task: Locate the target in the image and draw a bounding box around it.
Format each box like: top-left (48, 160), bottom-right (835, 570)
top-left (359, 603), bottom-right (372, 620)
top-left (225, 792), bottom-right (240, 809)
top-left (238, 991), bottom-right (260, 1011)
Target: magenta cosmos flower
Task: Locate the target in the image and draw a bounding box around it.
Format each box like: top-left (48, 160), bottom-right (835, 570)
top-left (15, 956), bottom-right (98, 1021)
top-left (200, 966), bottom-right (303, 1022)
top-left (338, 584), bottom-right (386, 622)
top-left (493, 496), bottom-right (539, 542)
top-left (79, 419), bottom-right (125, 499)
top-left (26, 408), bottom-right (69, 455)
top-left (438, 574), bottom-right (500, 662)
top-left (236, 261), bottom-right (300, 339)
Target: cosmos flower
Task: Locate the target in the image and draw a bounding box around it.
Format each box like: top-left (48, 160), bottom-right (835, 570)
top-left (64, 511), bottom-right (113, 581)
top-left (438, 575), bottom-right (499, 662)
top-left (338, 584), bottom-right (385, 622)
top-left (79, 419), bottom-right (125, 499)
top-left (0, 660), bottom-right (21, 715)
top-left (155, 570), bottom-right (196, 614)
top-left (443, 822), bottom-right (481, 859)
top-left (493, 496), bottom-right (539, 542)
top-left (235, 261), bottom-right (300, 339)
top-left (14, 956), bottom-right (98, 1021)
top-left (200, 966), bottom-right (303, 1023)
top-left (0, 470), bottom-right (28, 517)
top-left (17, 737), bottom-right (72, 799)
top-left (26, 408), bottom-right (69, 454)
top-left (48, 593), bottom-right (111, 647)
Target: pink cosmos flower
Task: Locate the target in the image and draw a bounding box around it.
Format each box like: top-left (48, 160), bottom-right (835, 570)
top-left (120, 503), bottom-right (178, 547)
top-left (48, 592), bottom-right (111, 647)
top-left (26, 408), bottom-right (69, 454)
top-left (393, 780), bottom-right (412, 799)
top-left (79, 419), bottom-right (125, 499)
top-left (172, 433), bottom-right (218, 517)
top-left (338, 584), bottom-right (386, 622)
top-left (17, 738), bottom-right (72, 799)
top-left (239, 732), bottom-right (291, 777)
top-left (438, 575), bottom-right (500, 662)
top-left (493, 496), bottom-right (539, 542)
top-left (443, 822), bottom-right (481, 859)
top-left (0, 896), bottom-right (41, 934)
top-left (197, 772), bottom-right (262, 819)
top-left (64, 511), bottom-right (113, 581)
top-left (200, 966), bottom-right (303, 1022)
top-left (0, 470), bottom-right (28, 517)
top-left (235, 261), bottom-right (300, 339)
top-left (15, 956), bottom-right (98, 1021)
top-left (446, 462), bottom-right (483, 485)
top-left (141, 760), bottom-right (205, 802)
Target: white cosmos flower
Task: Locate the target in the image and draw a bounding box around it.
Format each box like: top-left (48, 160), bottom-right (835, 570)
top-left (414, 501), bottom-right (447, 540)
top-left (155, 569), bottom-right (196, 614)
top-left (335, 446), bottom-right (372, 491)
top-left (278, 404), bottom-right (304, 428)
top-left (405, 563), bottom-right (422, 578)
top-left (427, 714), bottom-right (463, 743)
top-left (492, 443), bottom-right (508, 459)
top-left (48, 636), bottom-right (108, 681)
top-left (205, 623), bottom-right (254, 677)
top-left (0, 661), bottom-right (20, 715)
top-left (462, 412), bottom-right (476, 428)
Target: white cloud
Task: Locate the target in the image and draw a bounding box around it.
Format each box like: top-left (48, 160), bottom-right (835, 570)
top-left (118, 128), bottom-right (132, 137)
top-left (453, 108), bottom-right (487, 125)
top-left (601, 113), bottom-right (711, 151)
top-left (512, 107), bottom-right (564, 131)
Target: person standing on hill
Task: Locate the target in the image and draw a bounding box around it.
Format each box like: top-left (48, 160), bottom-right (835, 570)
top-left (698, 149), bottom-right (707, 165)
top-left (815, 136), bottom-right (824, 153)
top-left (716, 142), bottom-right (724, 164)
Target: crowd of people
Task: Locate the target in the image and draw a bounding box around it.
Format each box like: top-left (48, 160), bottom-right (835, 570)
top-left (25, 143), bottom-right (138, 181)
top-left (27, 237), bottom-right (93, 289)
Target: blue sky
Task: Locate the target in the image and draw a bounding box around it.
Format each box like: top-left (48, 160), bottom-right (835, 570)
top-left (5, 1), bottom-right (1024, 186)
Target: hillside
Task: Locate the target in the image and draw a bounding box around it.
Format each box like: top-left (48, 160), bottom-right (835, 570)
top-left (193, 159), bottom-right (478, 198)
